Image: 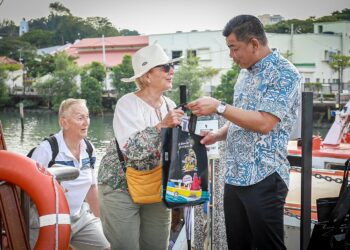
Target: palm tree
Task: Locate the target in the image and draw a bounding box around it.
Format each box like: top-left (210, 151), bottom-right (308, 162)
top-left (329, 54), bottom-right (350, 108)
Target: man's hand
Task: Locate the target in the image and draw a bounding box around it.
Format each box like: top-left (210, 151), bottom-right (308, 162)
top-left (187, 97), bottom-right (220, 116)
top-left (200, 131), bottom-right (219, 145)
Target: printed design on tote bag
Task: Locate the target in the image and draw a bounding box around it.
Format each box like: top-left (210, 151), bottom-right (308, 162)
top-left (164, 130), bottom-right (209, 205)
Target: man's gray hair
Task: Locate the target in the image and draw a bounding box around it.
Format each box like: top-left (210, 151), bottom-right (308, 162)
top-left (58, 98), bottom-right (87, 118)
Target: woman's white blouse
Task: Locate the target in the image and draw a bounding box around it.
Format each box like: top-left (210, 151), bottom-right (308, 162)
top-left (113, 92), bottom-right (176, 150)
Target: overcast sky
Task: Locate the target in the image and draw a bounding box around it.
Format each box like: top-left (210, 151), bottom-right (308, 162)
top-left (0, 0), bottom-right (349, 35)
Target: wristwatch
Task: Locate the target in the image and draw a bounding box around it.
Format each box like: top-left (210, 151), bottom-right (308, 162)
top-left (216, 101), bottom-right (227, 115)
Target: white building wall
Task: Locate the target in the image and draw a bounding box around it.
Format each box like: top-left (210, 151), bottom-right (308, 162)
top-left (150, 22), bottom-right (350, 95)
top-left (6, 70), bottom-right (23, 92)
top-left (313, 21), bottom-right (350, 86)
top-left (268, 33), bottom-right (343, 85)
top-left (150, 31), bottom-right (232, 94)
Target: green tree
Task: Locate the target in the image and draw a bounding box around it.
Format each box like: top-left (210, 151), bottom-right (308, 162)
top-left (0, 19), bottom-right (18, 37)
top-left (170, 55), bottom-right (218, 104)
top-left (0, 65), bottom-right (10, 107)
top-left (120, 29), bottom-right (140, 36)
top-left (35, 53), bottom-right (79, 110)
top-left (265, 19), bottom-right (313, 34)
top-left (49, 2), bottom-right (72, 16)
top-left (85, 17), bottom-right (120, 37)
top-left (111, 55), bottom-right (135, 100)
top-left (0, 37), bottom-right (36, 60)
top-left (26, 54), bottom-right (56, 78)
top-left (212, 64), bottom-right (240, 104)
top-left (80, 62), bottom-right (104, 113)
top-left (80, 73), bottom-right (103, 114)
top-left (20, 29), bottom-right (55, 48)
top-left (88, 62), bottom-right (106, 83)
top-left (329, 54), bottom-right (350, 107)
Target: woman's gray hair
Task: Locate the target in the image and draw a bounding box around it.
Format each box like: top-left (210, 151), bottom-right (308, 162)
top-left (58, 98), bottom-right (87, 118)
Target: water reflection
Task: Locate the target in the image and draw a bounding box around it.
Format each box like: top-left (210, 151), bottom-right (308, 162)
top-left (0, 110), bottom-right (114, 167)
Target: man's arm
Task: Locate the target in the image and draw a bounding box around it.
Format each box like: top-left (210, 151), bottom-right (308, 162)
top-left (188, 97), bottom-right (280, 135)
top-left (200, 123), bottom-right (229, 145)
top-left (85, 184), bottom-right (100, 217)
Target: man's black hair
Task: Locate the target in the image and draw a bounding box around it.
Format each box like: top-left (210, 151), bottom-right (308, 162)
top-left (222, 15), bottom-right (268, 46)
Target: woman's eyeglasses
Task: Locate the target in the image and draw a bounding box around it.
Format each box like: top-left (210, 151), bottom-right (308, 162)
top-left (154, 63), bottom-right (174, 73)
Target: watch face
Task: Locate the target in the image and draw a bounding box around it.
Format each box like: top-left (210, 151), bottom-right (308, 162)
top-left (217, 102), bottom-right (226, 114)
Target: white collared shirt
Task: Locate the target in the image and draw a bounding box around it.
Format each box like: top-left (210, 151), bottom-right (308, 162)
top-left (31, 130), bottom-right (96, 216)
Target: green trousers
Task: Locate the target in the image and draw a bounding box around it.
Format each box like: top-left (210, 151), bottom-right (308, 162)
top-left (98, 184), bottom-right (171, 250)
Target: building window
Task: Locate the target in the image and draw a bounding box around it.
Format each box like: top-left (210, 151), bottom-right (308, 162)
top-left (305, 78), bottom-right (310, 83)
top-left (197, 48), bottom-right (211, 61)
top-left (316, 78), bottom-right (320, 83)
top-left (318, 25), bottom-right (323, 33)
top-left (324, 50), bottom-right (337, 62)
top-left (172, 50), bottom-right (182, 59)
top-left (187, 49), bottom-right (196, 58)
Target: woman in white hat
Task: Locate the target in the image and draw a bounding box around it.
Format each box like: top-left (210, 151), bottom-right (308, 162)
top-left (98, 44), bottom-right (184, 250)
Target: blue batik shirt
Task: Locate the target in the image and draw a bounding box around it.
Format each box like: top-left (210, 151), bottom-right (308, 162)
top-left (225, 49), bottom-right (301, 187)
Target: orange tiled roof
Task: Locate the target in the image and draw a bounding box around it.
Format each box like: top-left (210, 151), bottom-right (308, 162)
top-left (0, 56), bottom-right (21, 65)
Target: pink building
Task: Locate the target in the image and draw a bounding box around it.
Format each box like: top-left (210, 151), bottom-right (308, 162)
top-left (66, 35), bottom-right (149, 67)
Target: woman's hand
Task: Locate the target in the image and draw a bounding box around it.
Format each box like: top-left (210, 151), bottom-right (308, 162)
top-left (156, 109), bottom-right (184, 132)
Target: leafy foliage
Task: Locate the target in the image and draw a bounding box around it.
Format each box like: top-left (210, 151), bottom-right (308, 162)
top-left (265, 8), bottom-right (350, 33)
top-left (80, 62), bottom-right (105, 113)
top-left (80, 73), bottom-right (103, 114)
top-left (0, 19), bottom-right (18, 37)
top-left (212, 64), bottom-right (240, 104)
top-left (25, 54), bottom-right (56, 78)
top-left (35, 53), bottom-right (79, 110)
top-left (329, 54), bottom-right (350, 80)
top-left (110, 55), bottom-right (136, 100)
top-left (0, 66), bottom-right (10, 107)
top-left (87, 62), bottom-right (106, 83)
top-left (20, 29), bottom-right (55, 48)
top-left (0, 37), bottom-right (36, 61)
top-left (170, 55), bottom-right (218, 104)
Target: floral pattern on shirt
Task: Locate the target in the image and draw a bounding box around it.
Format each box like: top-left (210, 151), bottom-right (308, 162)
top-left (97, 127), bottom-right (161, 191)
top-left (225, 49), bottom-right (301, 187)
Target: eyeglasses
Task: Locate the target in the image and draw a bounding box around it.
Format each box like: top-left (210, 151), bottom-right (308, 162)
top-left (154, 63), bottom-right (174, 73)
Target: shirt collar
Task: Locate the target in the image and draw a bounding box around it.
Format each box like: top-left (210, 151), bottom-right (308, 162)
top-left (248, 49), bottom-right (279, 74)
top-left (57, 130), bottom-right (86, 157)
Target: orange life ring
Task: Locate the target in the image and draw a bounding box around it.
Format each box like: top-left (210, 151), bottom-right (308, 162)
top-left (0, 151), bottom-right (70, 250)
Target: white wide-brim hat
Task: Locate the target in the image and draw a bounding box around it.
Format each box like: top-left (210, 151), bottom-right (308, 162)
top-left (121, 43), bottom-right (181, 83)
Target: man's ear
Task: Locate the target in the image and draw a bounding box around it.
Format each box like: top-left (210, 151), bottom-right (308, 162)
top-left (250, 38), bottom-right (259, 50)
top-left (59, 117), bottom-right (67, 129)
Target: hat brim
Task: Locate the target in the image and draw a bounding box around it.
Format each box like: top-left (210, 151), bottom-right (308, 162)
top-left (121, 57), bottom-right (182, 83)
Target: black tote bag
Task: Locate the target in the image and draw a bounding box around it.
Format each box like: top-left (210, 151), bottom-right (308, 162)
top-left (161, 114), bottom-right (209, 208)
top-left (308, 159), bottom-right (350, 249)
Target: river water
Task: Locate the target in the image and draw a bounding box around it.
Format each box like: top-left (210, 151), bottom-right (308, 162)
top-left (0, 110), bottom-right (114, 167)
top-left (0, 109), bottom-right (331, 167)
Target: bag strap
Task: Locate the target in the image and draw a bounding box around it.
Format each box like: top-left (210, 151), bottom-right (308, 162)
top-left (45, 136), bottom-right (59, 168)
top-left (84, 138), bottom-right (94, 169)
top-left (115, 96), bottom-right (172, 173)
top-left (174, 102), bottom-right (197, 133)
top-left (115, 138), bottom-right (127, 172)
top-left (339, 158), bottom-right (350, 196)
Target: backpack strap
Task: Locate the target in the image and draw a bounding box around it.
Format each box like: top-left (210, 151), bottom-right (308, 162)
top-left (45, 136), bottom-right (59, 168)
top-left (115, 138), bottom-right (127, 172)
top-left (84, 138), bottom-right (94, 169)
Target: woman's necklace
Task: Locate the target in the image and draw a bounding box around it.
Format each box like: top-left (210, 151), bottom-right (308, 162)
top-left (155, 106), bottom-right (163, 122)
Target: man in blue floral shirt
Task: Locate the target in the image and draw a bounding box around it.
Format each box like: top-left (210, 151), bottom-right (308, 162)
top-left (188, 15), bottom-right (301, 250)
